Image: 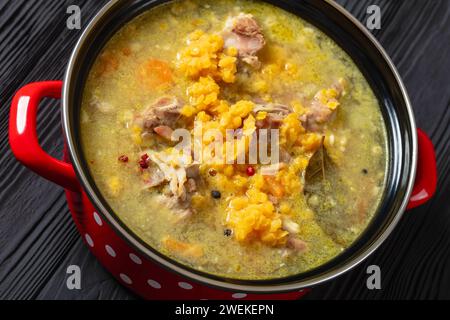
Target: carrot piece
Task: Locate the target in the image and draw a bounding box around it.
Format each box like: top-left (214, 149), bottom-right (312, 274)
top-left (162, 236), bottom-right (203, 259)
top-left (139, 58), bottom-right (173, 88)
top-left (95, 51), bottom-right (119, 77)
top-left (264, 176), bottom-right (285, 198)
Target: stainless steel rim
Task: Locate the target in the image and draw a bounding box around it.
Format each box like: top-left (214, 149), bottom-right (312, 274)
top-left (62, 0), bottom-right (418, 293)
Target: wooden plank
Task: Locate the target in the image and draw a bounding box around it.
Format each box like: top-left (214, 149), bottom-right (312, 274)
top-left (0, 0), bottom-right (448, 299)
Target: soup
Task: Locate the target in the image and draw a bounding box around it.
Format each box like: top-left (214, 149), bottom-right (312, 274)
top-left (80, 0), bottom-right (387, 279)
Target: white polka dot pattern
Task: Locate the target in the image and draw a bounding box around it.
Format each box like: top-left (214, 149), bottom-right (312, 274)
top-left (93, 211), bottom-right (103, 226)
top-left (119, 273), bottom-right (132, 285)
top-left (84, 234), bottom-right (94, 247)
top-left (178, 282), bottom-right (193, 290)
top-left (129, 253), bottom-right (142, 265)
top-left (105, 245), bottom-right (116, 257)
top-left (147, 279), bottom-right (162, 289)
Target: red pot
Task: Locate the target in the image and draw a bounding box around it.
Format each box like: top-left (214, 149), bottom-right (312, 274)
top-left (8, 0), bottom-right (437, 299)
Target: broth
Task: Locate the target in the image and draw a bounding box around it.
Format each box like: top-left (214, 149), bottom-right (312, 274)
top-left (80, 0), bottom-right (387, 279)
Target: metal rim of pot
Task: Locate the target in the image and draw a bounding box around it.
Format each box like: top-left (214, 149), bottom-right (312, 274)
top-left (62, 0), bottom-right (417, 293)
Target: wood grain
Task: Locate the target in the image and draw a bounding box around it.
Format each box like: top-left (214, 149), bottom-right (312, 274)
top-left (0, 0), bottom-right (448, 300)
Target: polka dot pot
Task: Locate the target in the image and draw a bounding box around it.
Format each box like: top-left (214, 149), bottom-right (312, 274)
top-left (8, 0), bottom-right (437, 299)
top-left (65, 190), bottom-right (308, 300)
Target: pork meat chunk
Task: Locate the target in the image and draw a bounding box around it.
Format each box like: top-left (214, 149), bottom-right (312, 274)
top-left (253, 103), bottom-right (293, 129)
top-left (135, 97), bottom-right (182, 134)
top-left (222, 13), bottom-right (266, 68)
top-left (301, 79), bottom-right (347, 132)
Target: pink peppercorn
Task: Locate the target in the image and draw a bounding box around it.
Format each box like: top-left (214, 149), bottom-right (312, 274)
top-left (139, 153), bottom-right (149, 169)
top-left (246, 166), bottom-right (255, 176)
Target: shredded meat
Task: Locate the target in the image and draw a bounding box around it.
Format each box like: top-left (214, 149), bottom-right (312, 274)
top-left (185, 163), bottom-right (200, 179)
top-left (287, 237), bottom-right (308, 253)
top-left (253, 103), bottom-right (292, 115)
top-left (151, 174), bottom-right (198, 223)
top-left (135, 97), bottom-right (182, 133)
top-left (144, 152), bottom-right (202, 222)
top-left (303, 106), bottom-right (331, 132)
top-left (300, 99), bottom-right (336, 132)
top-left (158, 194), bottom-right (194, 223)
top-left (186, 178), bottom-right (197, 193)
top-left (147, 152), bottom-right (187, 200)
top-left (253, 103), bottom-right (293, 129)
top-left (301, 79), bottom-right (346, 132)
top-left (222, 13), bottom-right (265, 68)
top-left (142, 168), bottom-right (196, 225)
top-left (153, 125), bottom-right (174, 140)
top-left (143, 166), bottom-right (166, 188)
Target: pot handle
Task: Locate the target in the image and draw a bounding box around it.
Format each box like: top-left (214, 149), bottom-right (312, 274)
top-left (9, 81), bottom-right (80, 192)
top-left (407, 129), bottom-right (437, 209)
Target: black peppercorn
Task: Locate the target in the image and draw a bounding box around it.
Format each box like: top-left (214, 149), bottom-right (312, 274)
top-left (362, 168), bottom-right (368, 175)
top-left (211, 190), bottom-right (221, 199)
top-left (224, 229), bottom-right (232, 237)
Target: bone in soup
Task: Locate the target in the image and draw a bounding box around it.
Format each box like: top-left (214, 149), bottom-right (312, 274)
top-left (80, 0), bottom-right (387, 279)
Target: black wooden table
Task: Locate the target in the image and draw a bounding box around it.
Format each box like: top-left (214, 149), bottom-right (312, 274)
top-left (0, 0), bottom-right (448, 300)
